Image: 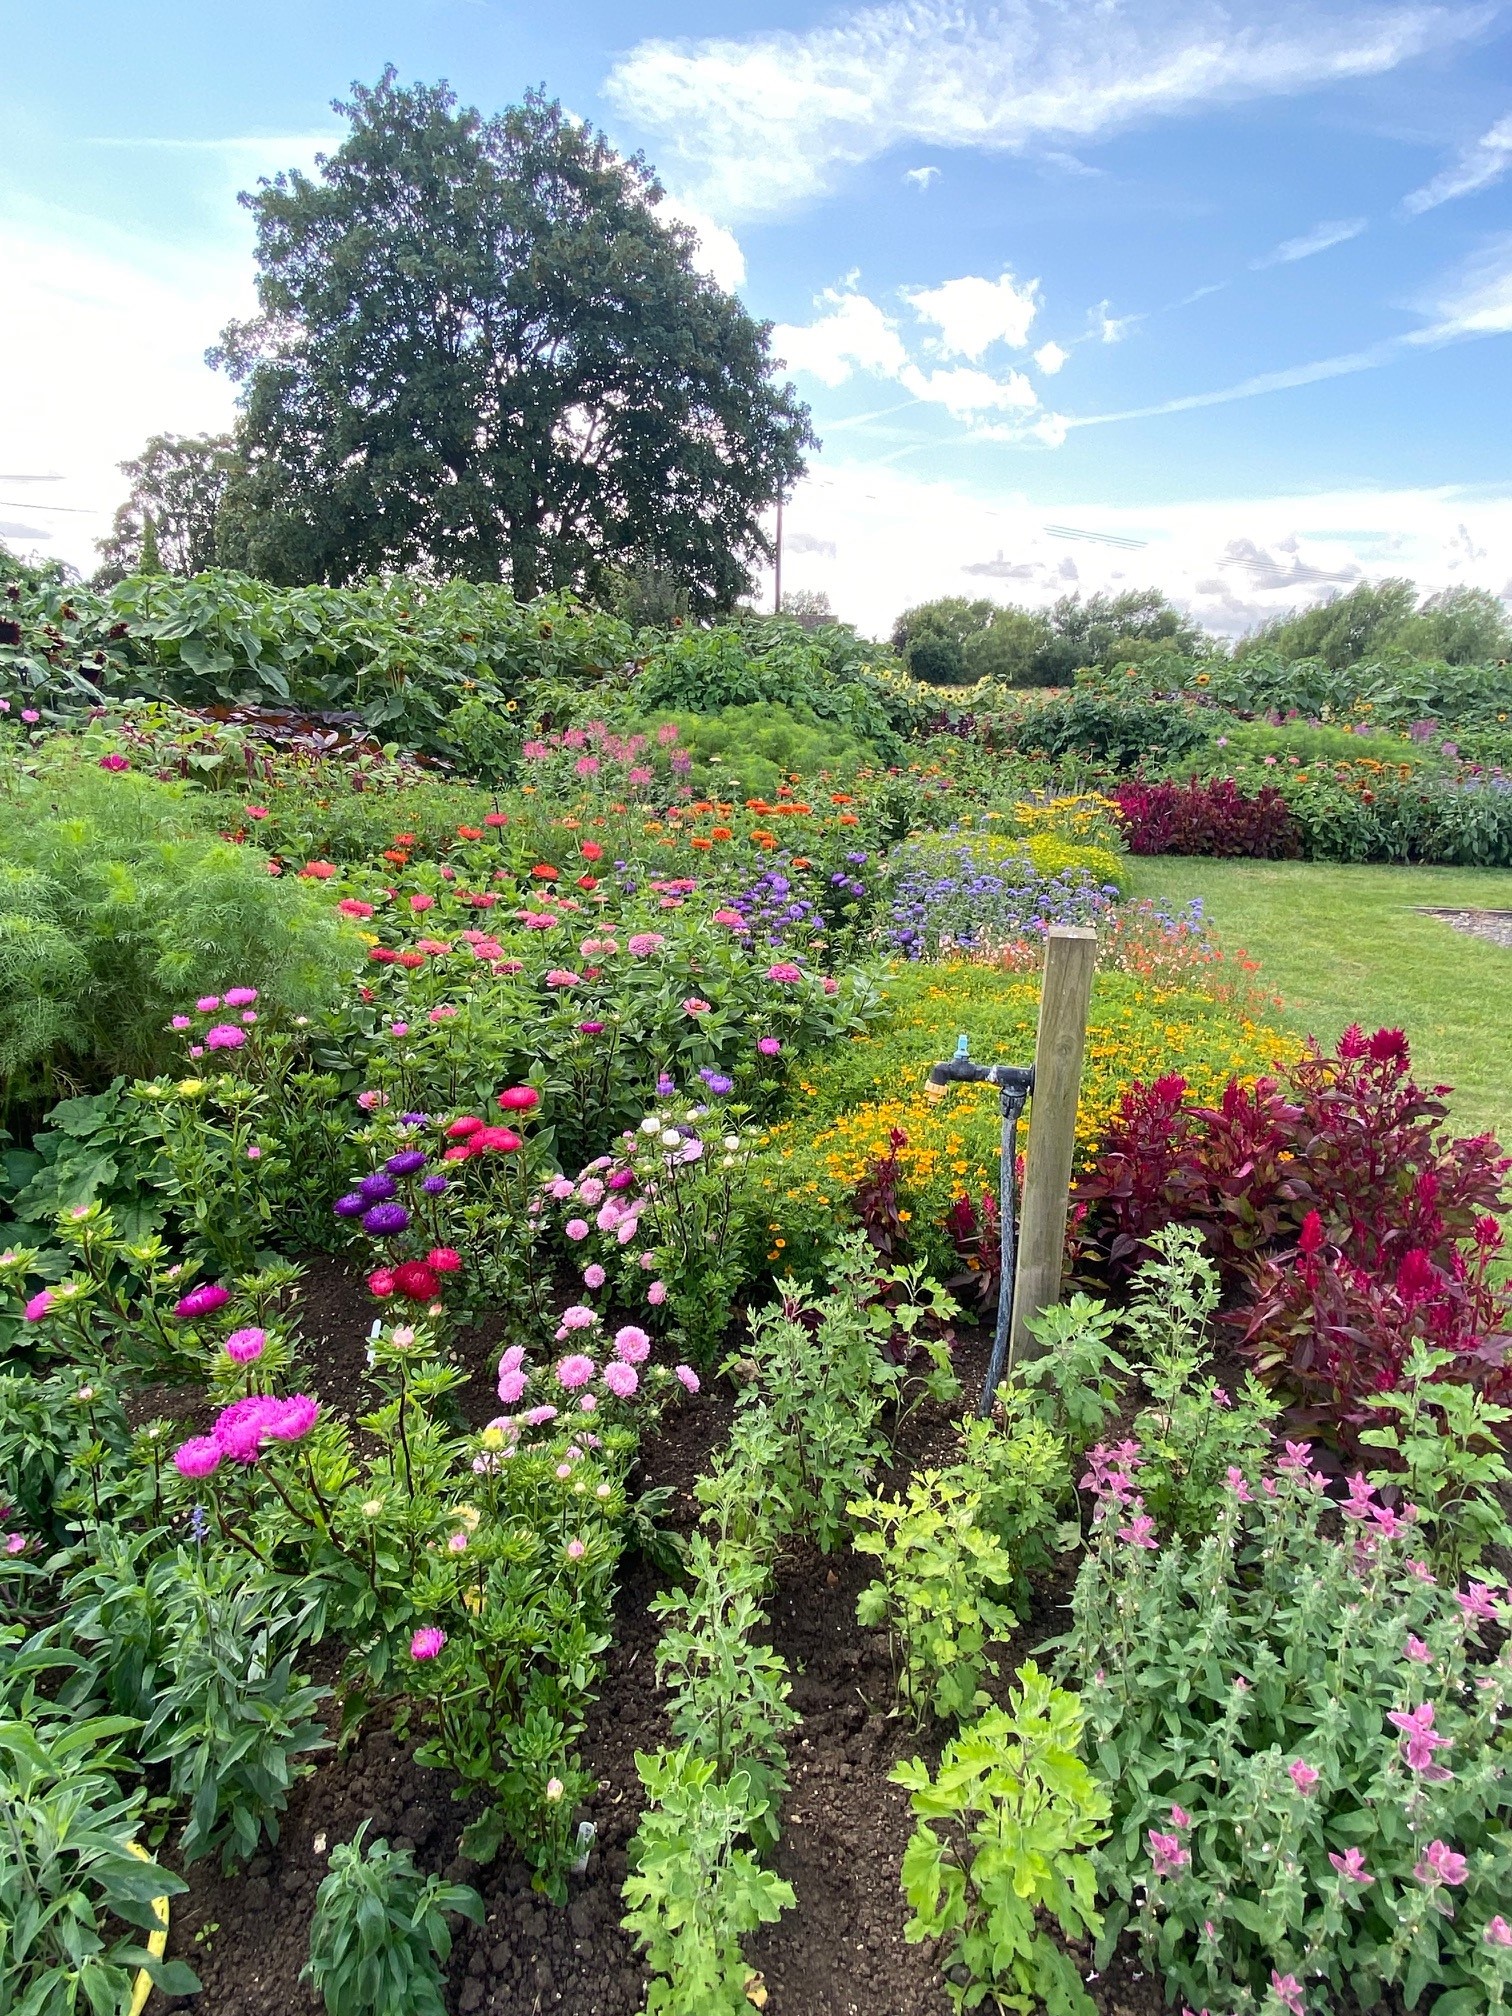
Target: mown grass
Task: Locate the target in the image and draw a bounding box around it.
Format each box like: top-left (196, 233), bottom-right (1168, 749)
top-left (1126, 858), bottom-right (1512, 1146)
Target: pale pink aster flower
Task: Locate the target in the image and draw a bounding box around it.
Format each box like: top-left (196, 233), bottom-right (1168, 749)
top-left (604, 1360), bottom-right (638, 1398)
top-left (556, 1354), bottom-right (595, 1389)
top-left (675, 1364), bottom-right (699, 1393)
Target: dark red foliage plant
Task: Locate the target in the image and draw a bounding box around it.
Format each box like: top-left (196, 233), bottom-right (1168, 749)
top-left (853, 1126), bottom-right (910, 1264)
top-left (1073, 1026), bottom-right (1512, 1441)
top-left (1111, 777), bottom-right (1303, 858)
top-left (945, 1188), bottom-right (1002, 1318)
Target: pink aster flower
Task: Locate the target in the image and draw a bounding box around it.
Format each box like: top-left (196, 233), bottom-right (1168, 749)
top-left (1415, 1839), bottom-right (1468, 1887)
top-left (525, 1404), bottom-right (559, 1426)
top-left (566, 1537), bottom-right (586, 1560)
top-left (604, 1360), bottom-right (638, 1398)
top-left (171, 1014), bottom-right (192, 1031)
top-left (195, 995), bottom-right (222, 1013)
top-left (224, 1327), bottom-right (266, 1364)
top-left (266, 1394), bottom-right (319, 1442)
top-left (172, 1435), bottom-right (223, 1479)
top-left (1329, 1847), bottom-right (1373, 1886)
top-left (224, 987), bottom-right (258, 1007)
top-left (410, 1627), bottom-right (446, 1660)
top-left (613, 1325), bottom-right (651, 1364)
top-left (556, 1353), bottom-right (596, 1390)
top-left (23, 1290), bottom-right (54, 1323)
top-left (675, 1364), bottom-right (700, 1393)
top-left (560, 1304), bottom-right (598, 1331)
top-left (565, 1218), bottom-right (590, 1242)
top-left (583, 1263), bottom-right (606, 1289)
top-left (174, 1283), bottom-right (230, 1321)
top-left (578, 1178), bottom-right (606, 1207)
top-left (647, 1280), bottom-right (668, 1306)
top-left (204, 1023), bottom-right (247, 1050)
top-left (757, 1035), bottom-right (782, 1056)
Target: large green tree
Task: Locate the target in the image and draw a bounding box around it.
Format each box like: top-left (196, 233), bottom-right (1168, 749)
top-left (211, 74), bottom-right (812, 610)
top-left (94, 432), bottom-right (239, 584)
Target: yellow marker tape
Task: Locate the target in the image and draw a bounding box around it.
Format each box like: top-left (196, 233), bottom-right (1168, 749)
top-left (125, 1841), bottom-right (170, 2016)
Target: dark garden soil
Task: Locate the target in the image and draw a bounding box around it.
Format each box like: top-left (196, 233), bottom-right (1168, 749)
top-left (147, 1287), bottom-right (1177, 2016)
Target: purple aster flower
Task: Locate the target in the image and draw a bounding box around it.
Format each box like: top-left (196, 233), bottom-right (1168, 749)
top-left (362, 1201), bottom-right (411, 1235)
top-left (421, 1174), bottom-right (449, 1195)
top-left (333, 1192), bottom-right (366, 1218)
top-left (386, 1149), bottom-right (428, 1176)
top-left (358, 1171), bottom-right (398, 1203)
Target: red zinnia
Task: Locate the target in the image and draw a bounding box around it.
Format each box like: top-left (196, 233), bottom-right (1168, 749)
top-left (531, 863), bottom-right (560, 881)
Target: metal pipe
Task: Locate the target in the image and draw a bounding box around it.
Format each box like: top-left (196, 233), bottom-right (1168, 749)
top-left (923, 1036), bottom-right (1034, 1417)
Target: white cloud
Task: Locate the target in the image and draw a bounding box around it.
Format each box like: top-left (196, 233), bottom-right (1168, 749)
top-left (0, 200), bottom-right (250, 571)
top-left (654, 193), bottom-right (747, 290)
top-left (1255, 216), bottom-right (1368, 265)
top-left (903, 165), bottom-right (941, 189)
top-left (605, 0), bottom-right (1484, 220)
top-left (772, 287), bottom-right (910, 386)
top-left (1403, 111), bottom-right (1512, 213)
top-left (905, 270), bottom-right (1040, 358)
top-left (1411, 234), bottom-right (1512, 339)
top-left (1089, 300), bottom-right (1139, 344)
top-left (899, 362), bottom-right (1039, 416)
top-left (757, 460), bottom-right (1512, 639)
top-left (1034, 340), bottom-right (1070, 375)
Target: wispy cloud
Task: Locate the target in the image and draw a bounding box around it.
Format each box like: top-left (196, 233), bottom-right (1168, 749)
top-left (903, 165), bottom-right (940, 189)
top-left (1409, 232), bottom-right (1512, 339)
top-left (604, 0), bottom-right (1487, 219)
top-left (1403, 111), bottom-right (1512, 212)
top-left (1254, 216), bottom-right (1368, 266)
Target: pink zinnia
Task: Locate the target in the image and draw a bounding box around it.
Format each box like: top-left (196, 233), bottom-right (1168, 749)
top-left (765, 962), bottom-right (803, 983)
top-left (604, 1360), bottom-right (638, 1398)
top-left (556, 1353), bottom-right (596, 1390)
top-left (681, 997), bottom-right (711, 1015)
top-left (675, 1364), bottom-right (699, 1393)
top-left (224, 1327), bottom-right (266, 1364)
top-left (172, 1435), bottom-right (223, 1479)
top-left (627, 933), bottom-right (665, 956)
top-left (410, 1627), bottom-right (446, 1660)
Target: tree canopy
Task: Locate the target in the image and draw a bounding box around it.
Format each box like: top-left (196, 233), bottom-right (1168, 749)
top-left (890, 587), bottom-right (1206, 686)
top-left (94, 433), bottom-right (238, 585)
top-left (1240, 578), bottom-right (1512, 668)
top-left (211, 73), bottom-right (812, 611)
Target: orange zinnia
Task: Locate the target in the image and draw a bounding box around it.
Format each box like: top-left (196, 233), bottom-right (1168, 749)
top-left (710, 826), bottom-right (733, 841)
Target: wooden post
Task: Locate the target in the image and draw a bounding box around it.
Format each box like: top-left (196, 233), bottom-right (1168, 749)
top-left (1008, 926), bottom-right (1097, 1366)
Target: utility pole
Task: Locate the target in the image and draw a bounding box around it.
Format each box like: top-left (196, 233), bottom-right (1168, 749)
top-left (774, 495), bottom-right (783, 615)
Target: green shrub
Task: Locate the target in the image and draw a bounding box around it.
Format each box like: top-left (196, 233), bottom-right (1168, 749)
top-left (303, 1823), bottom-right (482, 2016)
top-left (0, 758), bottom-right (352, 1107)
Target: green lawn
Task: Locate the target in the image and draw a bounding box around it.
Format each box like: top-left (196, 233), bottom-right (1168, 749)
top-left (1126, 858), bottom-right (1512, 1145)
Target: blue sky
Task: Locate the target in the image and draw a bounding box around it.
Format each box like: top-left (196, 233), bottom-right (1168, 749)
top-left (3, 0), bottom-right (1512, 633)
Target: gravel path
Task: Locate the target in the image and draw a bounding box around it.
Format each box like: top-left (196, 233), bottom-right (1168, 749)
top-left (1419, 907), bottom-right (1512, 950)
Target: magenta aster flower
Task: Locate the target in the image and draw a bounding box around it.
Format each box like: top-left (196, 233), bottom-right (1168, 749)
top-left (410, 1627), bottom-right (446, 1660)
top-left (195, 995), bottom-right (222, 1013)
top-left (174, 1283), bottom-right (230, 1321)
top-left (224, 1327), bottom-right (266, 1364)
top-left (266, 1394), bottom-right (319, 1442)
top-left (204, 1023), bottom-right (247, 1050)
top-left (224, 987), bottom-right (259, 1007)
top-left (757, 1036), bottom-right (782, 1056)
top-left (172, 1435), bottom-right (223, 1479)
top-left (23, 1290), bottom-right (54, 1323)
